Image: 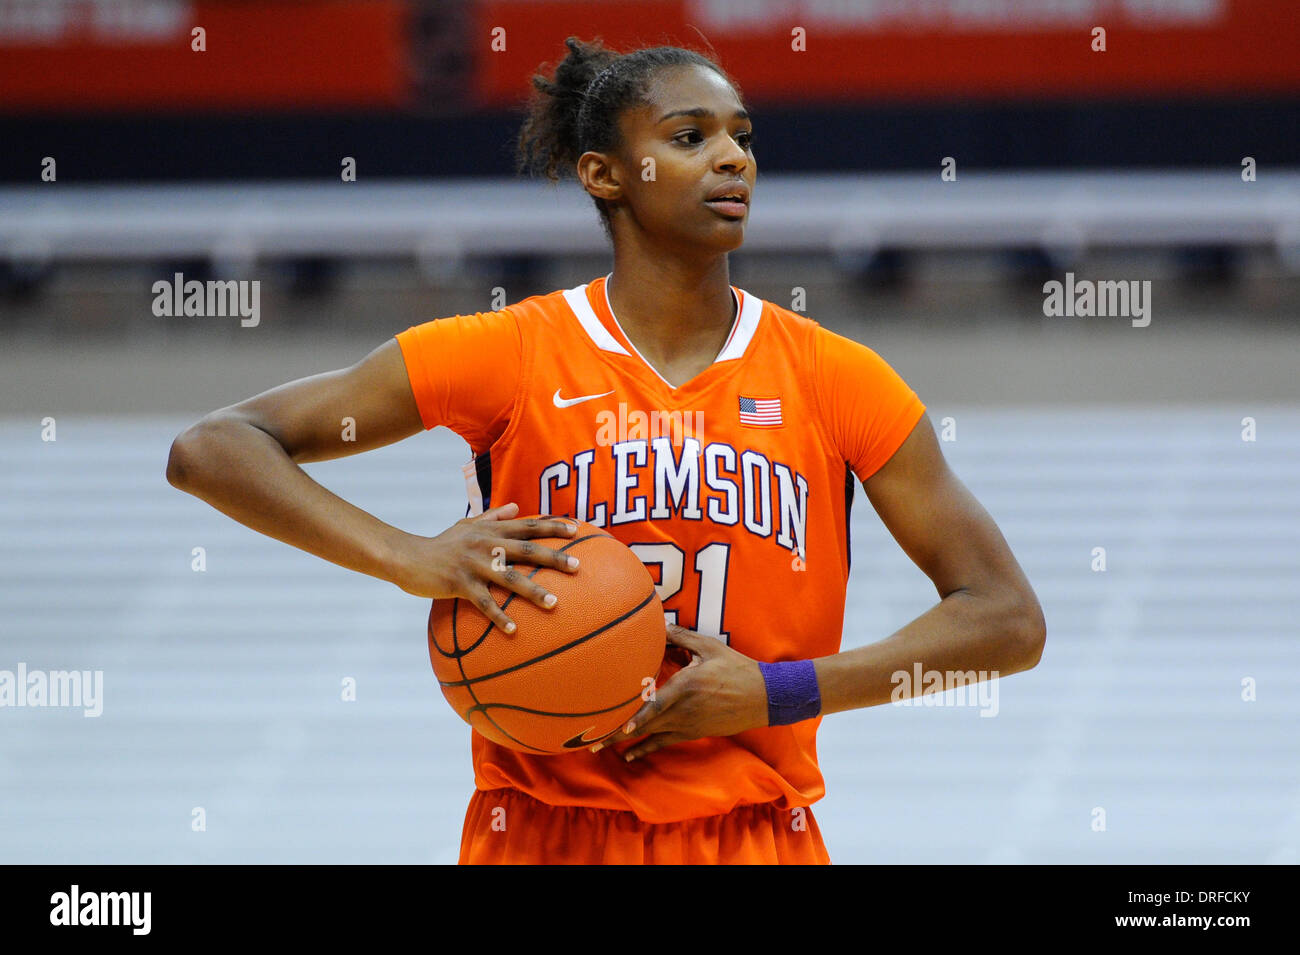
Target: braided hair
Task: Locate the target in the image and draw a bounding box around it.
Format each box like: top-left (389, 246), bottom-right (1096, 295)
top-left (516, 36), bottom-right (737, 239)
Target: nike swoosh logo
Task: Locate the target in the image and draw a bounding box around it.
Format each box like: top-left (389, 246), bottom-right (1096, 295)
top-left (553, 388), bottom-right (614, 408)
top-left (562, 726), bottom-right (617, 749)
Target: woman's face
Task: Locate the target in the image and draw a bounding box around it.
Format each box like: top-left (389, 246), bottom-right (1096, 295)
top-left (600, 63), bottom-right (756, 254)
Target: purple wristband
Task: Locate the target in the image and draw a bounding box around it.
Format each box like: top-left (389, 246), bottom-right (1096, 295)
top-left (758, 659), bottom-right (822, 726)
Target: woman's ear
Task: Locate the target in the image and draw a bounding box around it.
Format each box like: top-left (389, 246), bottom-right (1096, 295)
top-left (577, 150), bottom-right (622, 205)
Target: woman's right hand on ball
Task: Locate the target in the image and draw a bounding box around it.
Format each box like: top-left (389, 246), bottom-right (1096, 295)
top-left (388, 502), bottom-right (580, 633)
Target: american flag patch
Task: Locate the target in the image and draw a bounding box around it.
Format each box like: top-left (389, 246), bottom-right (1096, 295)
top-left (738, 395), bottom-right (783, 427)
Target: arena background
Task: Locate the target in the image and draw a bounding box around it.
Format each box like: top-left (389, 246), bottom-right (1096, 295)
top-left (1, 0), bottom-right (1297, 864)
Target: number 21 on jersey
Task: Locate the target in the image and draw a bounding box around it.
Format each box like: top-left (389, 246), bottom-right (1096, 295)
top-left (629, 542), bottom-right (731, 644)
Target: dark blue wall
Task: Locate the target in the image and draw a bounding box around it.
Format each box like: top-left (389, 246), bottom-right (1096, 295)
top-left (2, 97), bottom-right (1296, 183)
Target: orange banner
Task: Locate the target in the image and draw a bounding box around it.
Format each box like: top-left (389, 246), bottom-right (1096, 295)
top-left (473, 0), bottom-right (1300, 106)
top-left (0, 0), bottom-right (408, 111)
top-left (3, 1), bottom-right (1297, 112)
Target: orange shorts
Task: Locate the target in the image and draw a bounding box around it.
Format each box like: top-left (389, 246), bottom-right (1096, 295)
top-left (458, 787), bottom-right (831, 864)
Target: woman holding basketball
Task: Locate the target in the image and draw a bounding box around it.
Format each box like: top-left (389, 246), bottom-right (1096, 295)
top-left (167, 37), bottom-right (1045, 864)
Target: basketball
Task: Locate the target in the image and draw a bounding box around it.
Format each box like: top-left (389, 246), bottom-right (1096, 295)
top-left (428, 519), bottom-right (666, 754)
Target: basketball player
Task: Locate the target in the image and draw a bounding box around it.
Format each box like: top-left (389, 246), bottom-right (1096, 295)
top-left (166, 37), bottom-right (1045, 864)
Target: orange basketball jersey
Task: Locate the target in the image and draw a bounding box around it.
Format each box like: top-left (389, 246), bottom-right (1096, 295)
top-left (396, 273), bottom-right (925, 824)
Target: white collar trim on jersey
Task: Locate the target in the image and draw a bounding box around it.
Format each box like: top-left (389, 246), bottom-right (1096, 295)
top-left (561, 274), bottom-right (762, 384)
top-left (561, 282), bottom-right (630, 356)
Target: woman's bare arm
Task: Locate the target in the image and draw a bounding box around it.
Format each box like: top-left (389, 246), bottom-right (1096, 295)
top-left (815, 415), bottom-right (1046, 713)
top-left (165, 338), bottom-right (578, 632)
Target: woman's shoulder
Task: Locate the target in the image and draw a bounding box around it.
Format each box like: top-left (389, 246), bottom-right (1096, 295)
top-left (500, 278), bottom-right (599, 324)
